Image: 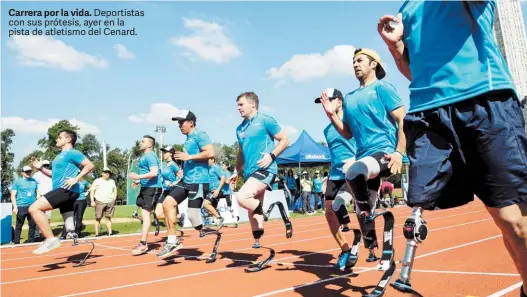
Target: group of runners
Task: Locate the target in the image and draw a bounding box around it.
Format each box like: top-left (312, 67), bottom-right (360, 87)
top-left (21, 1), bottom-right (527, 296)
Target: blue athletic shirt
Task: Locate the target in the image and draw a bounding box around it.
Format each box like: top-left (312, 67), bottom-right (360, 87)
top-left (399, 0), bottom-right (517, 113)
top-left (208, 163), bottom-right (225, 191)
top-left (343, 80), bottom-right (403, 160)
top-left (286, 176), bottom-right (297, 190)
top-left (161, 161), bottom-right (180, 190)
top-left (324, 121), bottom-right (357, 180)
top-left (313, 177), bottom-right (323, 193)
top-left (138, 151), bottom-right (162, 188)
top-left (77, 180), bottom-right (90, 200)
top-left (222, 170), bottom-right (232, 195)
top-left (51, 148), bottom-right (87, 193)
top-left (183, 129), bottom-right (211, 184)
top-left (12, 177), bottom-right (38, 207)
top-left (236, 113), bottom-right (282, 180)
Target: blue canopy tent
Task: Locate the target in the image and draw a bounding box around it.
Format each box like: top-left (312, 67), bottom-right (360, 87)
top-left (276, 130), bottom-right (331, 211)
top-left (276, 130), bottom-right (331, 167)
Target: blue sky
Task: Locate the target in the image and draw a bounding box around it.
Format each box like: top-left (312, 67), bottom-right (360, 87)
top-left (2, 1), bottom-right (527, 167)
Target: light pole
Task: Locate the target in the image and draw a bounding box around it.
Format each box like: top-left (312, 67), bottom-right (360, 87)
top-left (155, 125), bottom-right (166, 168)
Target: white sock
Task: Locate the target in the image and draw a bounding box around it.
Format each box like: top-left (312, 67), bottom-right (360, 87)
top-left (167, 235), bottom-right (177, 244)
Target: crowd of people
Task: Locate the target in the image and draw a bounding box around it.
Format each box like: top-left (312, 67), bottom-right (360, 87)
top-left (6, 1), bottom-right (527, 296)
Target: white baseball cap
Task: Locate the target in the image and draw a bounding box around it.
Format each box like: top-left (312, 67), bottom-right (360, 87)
top-left (314, 88), bottom-right (344, 103)
top-left (21, 166), bottom-right (32, 172)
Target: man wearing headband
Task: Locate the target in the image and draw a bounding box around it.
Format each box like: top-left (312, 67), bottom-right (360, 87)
top-left (379, 2), bottom-right (527, 295)
top-left (319, 48), bottom-right (406, 263)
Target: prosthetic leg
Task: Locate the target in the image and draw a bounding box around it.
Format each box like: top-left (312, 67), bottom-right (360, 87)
top-left (392, 207), bottom-right (428, 293)
top-left (361, 210), bottom-right (396, 297)
top-left (245, 201), bottom-right (292, 273)
top-left (201, 230), bottom-right (222, 263)
top-left (346, 162), bottom-right (396, 297)
top-left (65, 212), bottom-right (94, 267)
top-left (68, 232), bottom-right (95, 267)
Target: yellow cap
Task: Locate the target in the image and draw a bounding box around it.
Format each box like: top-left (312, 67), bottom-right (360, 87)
top-left (354, 48), bottom-right (386, 79)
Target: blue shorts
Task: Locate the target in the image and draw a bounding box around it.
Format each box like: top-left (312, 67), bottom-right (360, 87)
top-left (404, 90), bottom-right (527, 210)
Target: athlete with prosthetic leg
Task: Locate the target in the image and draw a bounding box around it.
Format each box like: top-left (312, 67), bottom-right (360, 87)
top-left (29, 129), bottom-right (95, 264)
top-left (234, 92), bottom-right (291, 272)
top-left (378, 2), bottom-right (527, 296)
top-left (315, 88), bottom-right (361, 271)
top-left (320, 48), bottom-right (406, 297)
top-left (158, 110), bottom-right (221, 263)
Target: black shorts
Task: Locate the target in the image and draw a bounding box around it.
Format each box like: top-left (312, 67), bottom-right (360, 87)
top-left (44, 188), bottom-right (80, 214)
top-left (158, 188), bottom-right (174, 204)
top-left (404, 90), bottom-right (527, 210)
top-left (248, 170), bottom-right (276, 190)
top-left (324, 179), bottom-right (350, 201)
top-left (167, 182), bottom-right (209, 206)
top-left (136, 187), bottom-right (162, 211)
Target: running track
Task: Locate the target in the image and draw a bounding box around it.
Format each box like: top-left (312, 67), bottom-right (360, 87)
top-left (1, 201), bottom-right (523, 297)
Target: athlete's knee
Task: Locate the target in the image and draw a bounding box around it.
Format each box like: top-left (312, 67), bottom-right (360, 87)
top-left (162, 196), bottom-right (176, 209)
top-left (155, 205), bottom-right (165, 219)
top-left (493, 204), bottom-right (527, 243)
top-left (331, 193), bottom-right (352, 225)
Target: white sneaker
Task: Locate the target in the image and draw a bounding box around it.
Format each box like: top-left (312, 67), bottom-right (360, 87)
top-left (32, 237), bottom-right (61, 254)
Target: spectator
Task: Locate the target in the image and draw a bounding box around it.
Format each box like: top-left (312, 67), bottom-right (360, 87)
top-left (90, 168), bottom-right (117, 236)
top-left (313, 170), bottom-right (324, 210)
top-left (300, 171), bottom-right (315, 215)
top-left (11, 166), bottom-right (39, 244)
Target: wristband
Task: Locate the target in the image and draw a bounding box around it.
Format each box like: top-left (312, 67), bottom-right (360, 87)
top-left (395, 151), bottom-right (404, 157)
top-left (270, 153), bottom-right (276, 161)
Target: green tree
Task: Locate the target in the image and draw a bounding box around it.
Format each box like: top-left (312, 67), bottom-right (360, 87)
top-left (77, 133), bottom-right (101, 160)
top-left (17, 150), bottom-right (45, 175)
top-left (1, 129), bottom-right (16, 200)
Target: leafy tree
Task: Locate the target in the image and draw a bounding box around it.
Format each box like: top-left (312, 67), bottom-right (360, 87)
top-left (1, 129), bottom-right (16, 200)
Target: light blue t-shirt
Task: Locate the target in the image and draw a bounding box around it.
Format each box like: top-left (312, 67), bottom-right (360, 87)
top-left (138, 151), bottom-right (162, 188)
top-left (286, 176), bottom-right (296, 190)
top-left (161, 161), bottom-right (180, 190)
top-left (399, 0), bottom-right (517, 113)
top-left (208, 163), bottom-right (225, 191)
top-left (313, 177), bottom-right (323, 193)
top-left (183, 130), bottom-right (211, 184)
top-left (12, 177), bottom-right (38, 207)
top-left (343, 80), bottom-right (403, 160)
top-left (222, 170), bottom-right (232, 195)
top-left (236, 113), bottom-right (282, 180)
top-left (324, 122), bottom-right (357, 180)
top-left (77, 180), bottom-right (90, 200)
top-left (51, 148), bottom-right (87, 193)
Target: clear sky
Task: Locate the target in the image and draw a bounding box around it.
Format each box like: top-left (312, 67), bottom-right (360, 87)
top-left (2, 1), bottom-right (527, 167)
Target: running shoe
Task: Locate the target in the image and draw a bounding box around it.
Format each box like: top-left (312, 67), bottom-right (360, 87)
top-left (333, 250), bottom-right (354, 271)
top-left (366, 251), bottom-right (379, 262)
top-left (132, 243), bottom-right (148, 256)
top-left (32, 237), bottom-right (61, 255)
top-left (157, 240), bottom-right (183, 258)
